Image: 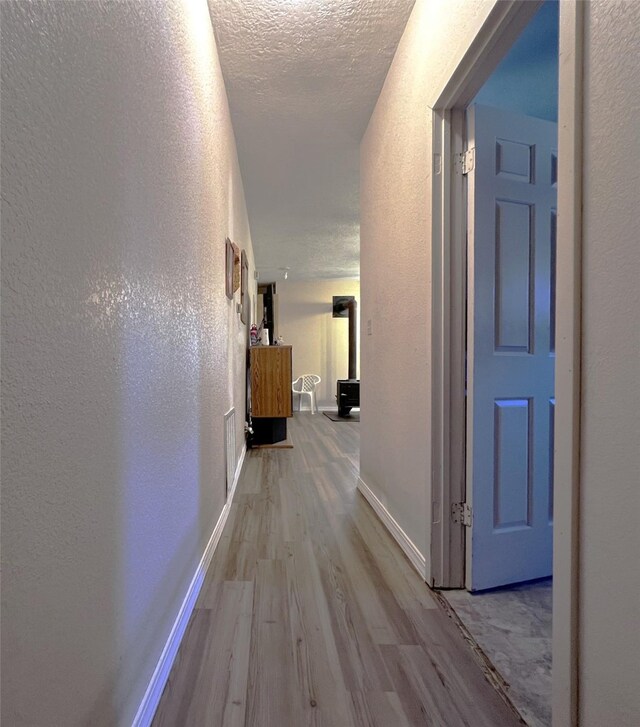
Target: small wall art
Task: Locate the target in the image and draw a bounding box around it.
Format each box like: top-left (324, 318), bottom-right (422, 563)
top-left (232, 243), bottom-right (241, 293)
top-left (225, 238), bottom-right (234, 299)
top-left (240, 249), bottom-right (249, 324)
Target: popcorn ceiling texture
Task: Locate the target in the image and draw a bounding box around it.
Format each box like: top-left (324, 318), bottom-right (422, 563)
top-left (208, 0), bottom-right (415, 280)
top-left (1, 1), bottom-right (254, 724)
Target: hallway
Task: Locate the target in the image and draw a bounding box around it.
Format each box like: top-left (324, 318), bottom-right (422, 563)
top-left (3, 2), bottom-right (640, 725)
top-left (152, 414), bottom-right (523, 726)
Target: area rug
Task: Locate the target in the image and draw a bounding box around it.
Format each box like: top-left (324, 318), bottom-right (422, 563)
top-left (251, 441), bottom-right (294, 449)
top-left (323, 410), bottom-right (360, 422)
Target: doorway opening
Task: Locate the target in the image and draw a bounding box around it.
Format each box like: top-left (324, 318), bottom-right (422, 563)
top-left (434, 3), bottom-right (559, 725)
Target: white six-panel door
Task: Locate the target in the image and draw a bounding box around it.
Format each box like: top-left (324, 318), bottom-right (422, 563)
top-left (466, 104), bottom-right (557, 591)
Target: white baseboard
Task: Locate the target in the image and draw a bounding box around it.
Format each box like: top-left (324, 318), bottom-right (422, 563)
top-left (319, 406), bottom-right (361, 412)
top-left (295, 405), bottom-right (361, 412)
top-left (357, 475), bottom-right (427, 580)
top-left (132, 444), bottom-right (247, 727)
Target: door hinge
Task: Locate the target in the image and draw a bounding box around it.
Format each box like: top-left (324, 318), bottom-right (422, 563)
top-left (452, 502), bottom-right (472, 526)
top-left (457, 148), bottom-right (475, 175)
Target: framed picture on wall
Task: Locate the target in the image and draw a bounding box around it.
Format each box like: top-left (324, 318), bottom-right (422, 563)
top-left (225, 238), bottom-right (234, 299)
top-left (232, 243), bottom-right (241, 293)
top-left (240, 250), bottom-right (249, 324)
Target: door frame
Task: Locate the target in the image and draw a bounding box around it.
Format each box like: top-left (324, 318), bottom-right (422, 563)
top-left (428, 2), bottom-right (583, 725)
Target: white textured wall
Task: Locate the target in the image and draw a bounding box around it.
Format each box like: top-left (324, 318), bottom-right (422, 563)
top-left (579, 2), bottom-right (640, 724)
top-left (0, 2), bottom-right (254, 725)
top-left (277, 278), bottom-right (360, 408)
top-left (362, 0), bottom-right (640, 722)
top-left (360, 0), bottom-right (494, 576)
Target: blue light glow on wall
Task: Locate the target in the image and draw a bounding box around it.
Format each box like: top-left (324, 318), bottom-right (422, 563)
top-left (474, 1), bottom-right (558, 122)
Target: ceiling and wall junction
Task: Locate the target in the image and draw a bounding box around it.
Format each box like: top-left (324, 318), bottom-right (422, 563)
top-left (208, 0), bottom-right (416, 281)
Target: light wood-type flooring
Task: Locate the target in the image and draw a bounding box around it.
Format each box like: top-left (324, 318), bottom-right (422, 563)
top-left (152, 413), bottom-right (524, 727)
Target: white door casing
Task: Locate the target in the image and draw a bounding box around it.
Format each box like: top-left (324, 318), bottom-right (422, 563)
top-left (466, 104), bottom-right (557, 591)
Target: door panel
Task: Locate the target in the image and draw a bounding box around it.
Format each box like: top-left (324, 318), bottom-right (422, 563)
top-left (495, 200), bottom-right (533, 351)
top-left (493, 398), bottom-right (532, 530)
top-left (466, 104), bottom-right (557, 591)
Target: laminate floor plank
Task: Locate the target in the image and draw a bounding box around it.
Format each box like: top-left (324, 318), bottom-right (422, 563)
top-left (238, 454), bottom-right (263, 494)
top-left (194, 582), bottom-right (253, 727)
top-left (153, 582), bottom-right (253, 727)
top-left (381, 643), bottom-right (463, 726)
top-left (307, 521), bottom-right (395, 692)
top-left (309, 471), bottom-right (417, 648)
top-left (152, 413), bottom-right (524, 727)
top-left (310, 461), bottom-right (351, 516)
top-left (245, 559), bottom-right (304, 727)
top-left (349, 690), bottom-right (412, 727)
top-left (347, 501), bottom-right (440, 611)
top-left (292, 469), bottom-right (393, 690)
top-left (278, 476), bottom-right (309, 542)
top-left (280, 540), bottom-right (357, 727)
top-left (337, 518), bottom-right (424, 645)
top-left (152, 609), bottom-right (213, 727)
top-left (406, 606), bottom-right (521, 725)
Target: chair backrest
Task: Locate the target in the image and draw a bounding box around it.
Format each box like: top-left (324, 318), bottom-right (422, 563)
top-left (301, 374), bottom-right (320, 391)
top-left (293, 374), bottom-right (321, 392)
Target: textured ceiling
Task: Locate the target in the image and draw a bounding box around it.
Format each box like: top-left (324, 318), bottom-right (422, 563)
top-left (208, 0), bottom-right (415, 281)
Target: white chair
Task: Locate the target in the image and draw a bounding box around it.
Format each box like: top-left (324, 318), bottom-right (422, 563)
top-left (292, 374), bottom-right (321, 414)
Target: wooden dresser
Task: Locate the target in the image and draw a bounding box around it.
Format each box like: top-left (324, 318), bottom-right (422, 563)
top-left (249, 346), bottom-right (292, 443)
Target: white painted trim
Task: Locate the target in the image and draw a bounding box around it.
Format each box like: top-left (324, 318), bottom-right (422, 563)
top-left (428, 2), bottom-right (582, 722)
top-left (294, 405), bottom-right (361, 413)
top-left (432, 1), bottom-right (542, 110)
top-left (132, 444), bottom-right (247, 727)
top-left (357, 476), bottom-right (427, 580)
top-left (429, 106), bottom-right (466, 590)
top-left (429, 0), bottom-right (542, 591)
top-left (232, 445), bottom-right (247, 504)
top-left (552, 3), bottom-right (583, 725)
top-left (319, 405), bottom-right (360, 412)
